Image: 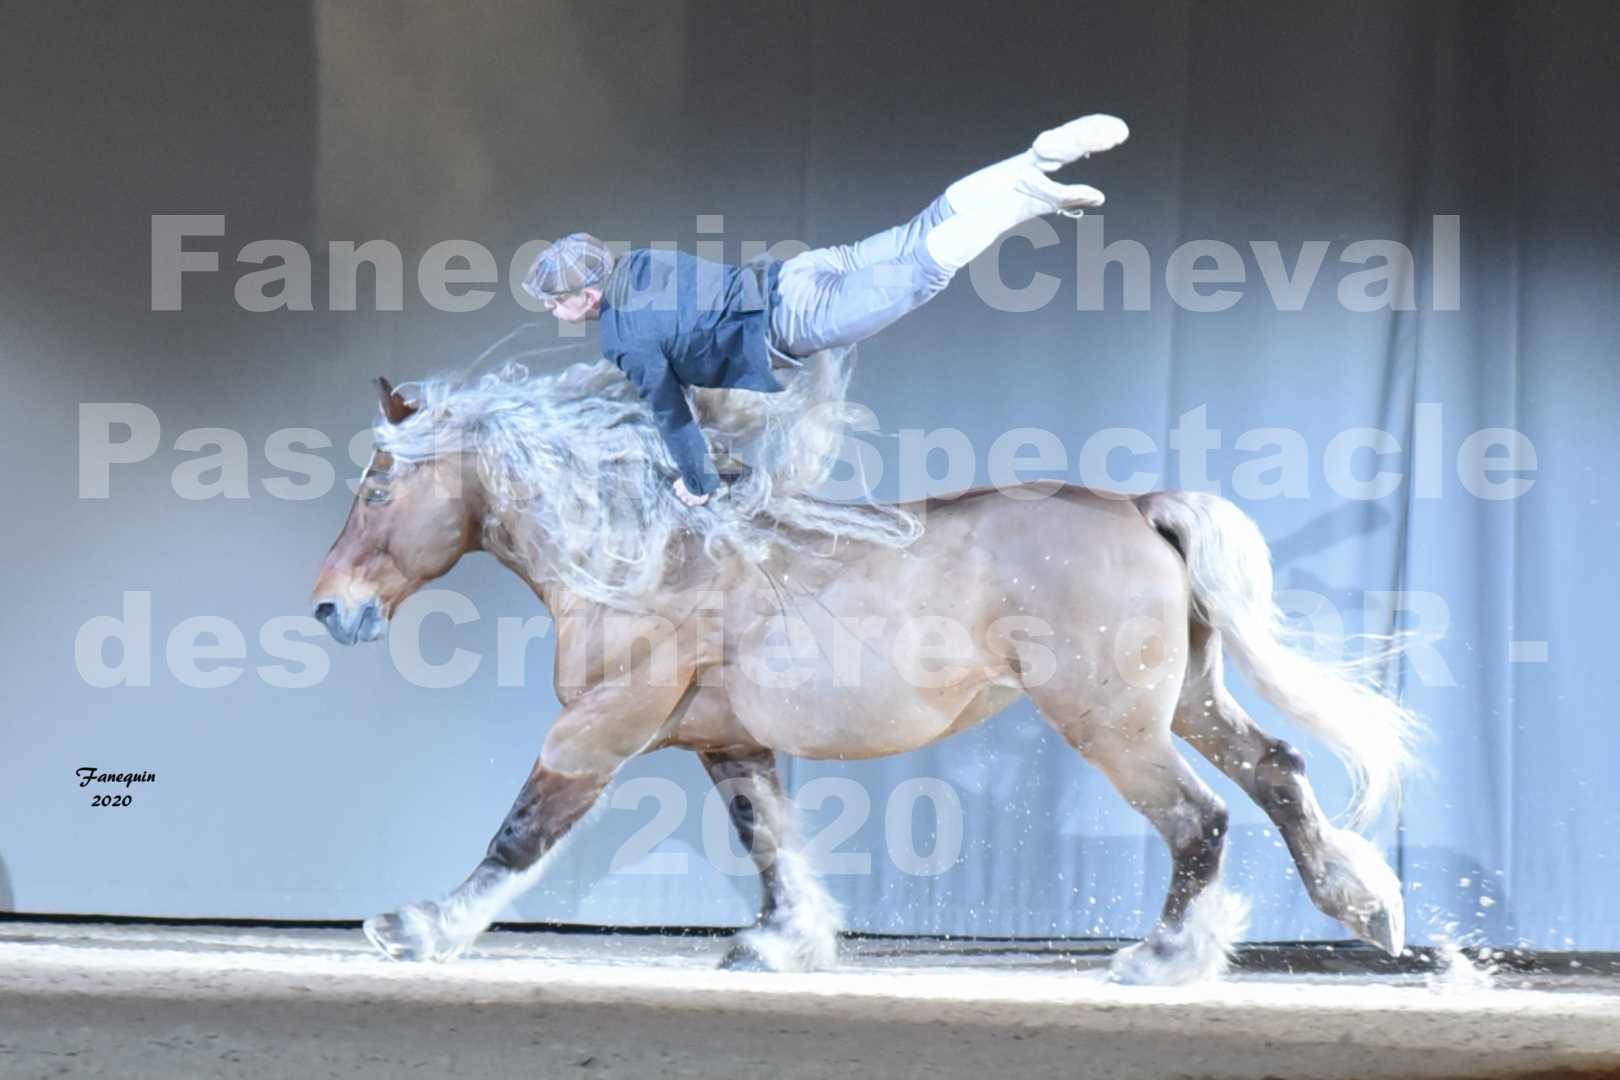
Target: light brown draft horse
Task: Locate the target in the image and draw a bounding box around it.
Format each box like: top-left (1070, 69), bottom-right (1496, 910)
top-left (312, 377), bottom-right (1418, 984)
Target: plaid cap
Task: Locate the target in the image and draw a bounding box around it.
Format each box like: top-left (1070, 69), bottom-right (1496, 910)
top-left (522, 232), bottom-right (615, 299)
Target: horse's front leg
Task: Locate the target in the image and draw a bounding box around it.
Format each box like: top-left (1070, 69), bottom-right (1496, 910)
top-left (699, 748), bottom-right (841, 972)
top-left (365, 764), bottom-right (603, 961)
top-left (365, 676), bottom-right (691, 962)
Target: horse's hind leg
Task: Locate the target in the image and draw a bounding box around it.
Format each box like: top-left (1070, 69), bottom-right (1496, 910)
top-left (1173, 624), bottom-right (1404, 954)
top-left (700, 747), bottom-right (840, 972)
top-left (1034, 685), bottom-right (1246, 985)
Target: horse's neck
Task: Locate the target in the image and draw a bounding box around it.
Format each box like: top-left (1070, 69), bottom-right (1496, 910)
top-left (484, 525), bottom-right (699, 621)
top-left (487, 501), bottom-right (849, 622)
top-left (481, 509), bottom-right (567, 612)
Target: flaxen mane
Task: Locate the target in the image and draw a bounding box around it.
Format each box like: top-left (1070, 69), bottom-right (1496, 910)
top-left (374, 349), bottom-right (920, 607)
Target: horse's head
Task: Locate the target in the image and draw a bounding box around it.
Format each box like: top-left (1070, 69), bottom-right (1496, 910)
top-left (311, 378), bottom-right (484, 645)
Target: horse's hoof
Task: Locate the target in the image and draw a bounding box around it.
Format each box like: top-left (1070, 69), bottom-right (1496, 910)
top-left (1314, 828), bottom-right (1405, 956)
top-left (1359, 906), bottom-right (1401, 957)
top-left (364, 912), bottom-right (420, 961)
top-left (717, 926), bottom-right (839, 973)
top-left (1107, 936), bottom-right (1176, 986)
top-left (363, 902), bottom-right (455, 962)
top-left (718, 941), bottom-right (773, 972)
top-left (1108, 888), bottom-right (1246, 986)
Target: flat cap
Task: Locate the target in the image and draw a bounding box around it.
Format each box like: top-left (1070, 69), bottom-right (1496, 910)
top-left (522, 232), bottom-right (615, 299)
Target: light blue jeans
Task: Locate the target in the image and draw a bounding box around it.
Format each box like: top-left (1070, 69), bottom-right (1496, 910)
top-left (769, 195), bottom-right (956, 359)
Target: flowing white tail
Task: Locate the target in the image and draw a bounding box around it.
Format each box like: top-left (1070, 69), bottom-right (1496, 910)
top-left (1137, 490), bottom-right (1421, 828)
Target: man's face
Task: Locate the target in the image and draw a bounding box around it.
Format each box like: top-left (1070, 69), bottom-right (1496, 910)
top-left (545, 287), bottom-right (602, 323)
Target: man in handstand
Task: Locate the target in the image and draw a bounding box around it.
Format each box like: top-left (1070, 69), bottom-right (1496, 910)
top-left (523, 113), bottom-right (1129, 506)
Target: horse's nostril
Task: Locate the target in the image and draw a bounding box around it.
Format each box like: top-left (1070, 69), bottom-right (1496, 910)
top-left (314, 601), bottom-right (338, 622)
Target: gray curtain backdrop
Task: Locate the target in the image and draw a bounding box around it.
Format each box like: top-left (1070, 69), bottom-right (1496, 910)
top-left (3, 1), bottom-right (1617, 949)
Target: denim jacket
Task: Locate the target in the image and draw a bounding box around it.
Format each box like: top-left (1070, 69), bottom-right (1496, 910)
top-left (598, 248), bottom-right (785, 495)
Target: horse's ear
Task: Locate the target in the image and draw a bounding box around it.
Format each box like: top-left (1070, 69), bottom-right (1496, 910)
top-left (375, 377), bottom-right (416, 425)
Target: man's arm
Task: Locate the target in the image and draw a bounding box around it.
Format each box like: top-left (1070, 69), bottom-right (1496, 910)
top-left (618, 346), bottom-right (721, 497)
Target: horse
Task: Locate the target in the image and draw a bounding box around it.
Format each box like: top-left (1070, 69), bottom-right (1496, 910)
top-left (310, 361), bottom-right (1419, 984)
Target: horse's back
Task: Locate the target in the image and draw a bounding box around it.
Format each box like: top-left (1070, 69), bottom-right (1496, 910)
top-left (902, 482), bottom-right (1181, 577)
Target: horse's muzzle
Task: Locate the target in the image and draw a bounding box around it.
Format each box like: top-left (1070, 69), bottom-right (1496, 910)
top-left (313, 598), bottom-right (386, 645)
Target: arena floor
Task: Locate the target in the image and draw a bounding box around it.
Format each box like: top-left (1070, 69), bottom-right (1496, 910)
top-left (1, 921), bottom-right (1617, 1079)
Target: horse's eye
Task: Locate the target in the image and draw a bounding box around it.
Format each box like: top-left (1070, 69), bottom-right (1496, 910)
top-left (365, 487), bottom-right (390, 505)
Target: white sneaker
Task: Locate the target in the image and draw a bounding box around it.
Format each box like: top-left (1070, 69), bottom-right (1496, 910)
top-left (1014, 175), bottom-right (1106, 218)
top-left (1031, 113), bottom-right (1130, 171)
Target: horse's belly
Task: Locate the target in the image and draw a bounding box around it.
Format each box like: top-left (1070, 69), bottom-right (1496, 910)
top-left (722, 638), bottom-right (995, 760)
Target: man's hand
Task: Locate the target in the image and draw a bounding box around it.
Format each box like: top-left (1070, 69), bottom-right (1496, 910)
top-left (672, 477), bottom-right (711, 507)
